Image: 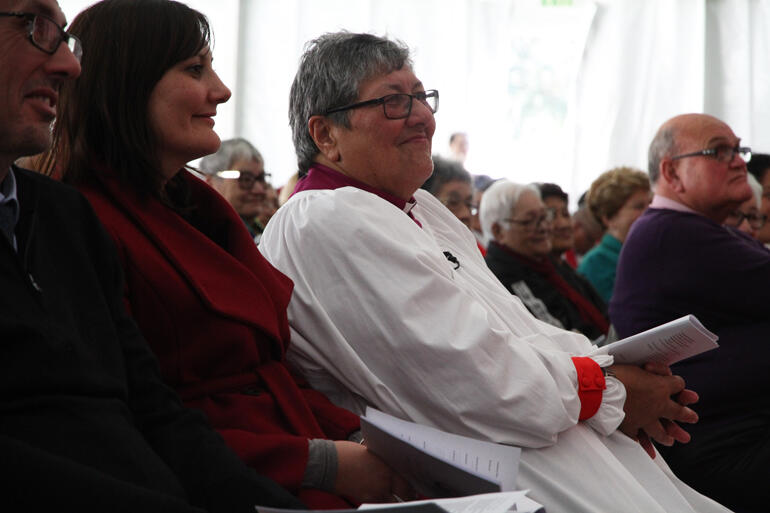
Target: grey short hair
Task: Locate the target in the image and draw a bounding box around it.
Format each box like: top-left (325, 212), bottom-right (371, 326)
top-left (289, 31), bottom-right (412, 175)
top-left (479, 179), bottom-right (540, 242)
top-left (421, 155), bottom-right (471, 195)
top-left (648, 127), bottom-right (677, 184)
top-left (199, 138), bottom-right (263, 176)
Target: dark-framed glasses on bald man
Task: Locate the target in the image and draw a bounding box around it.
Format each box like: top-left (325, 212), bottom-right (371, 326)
top-left (325, 89), bottom-right (438, 120)
top-left (0, 11), bottom-right (83, 61)
top-left (215, 170), bottom-right (272, 190)
top-left (670, 144), bottom-right (752, 164)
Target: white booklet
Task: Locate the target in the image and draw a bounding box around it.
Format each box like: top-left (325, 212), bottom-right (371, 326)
top-left (591, 314), bottom-right (719, 365)
top-left (257, 491), bottom-right (544, 513)
top-left (360, 408), bottom-right (520, 498)
top-left (360, 491), bottom-right (544, 513)
top-left (256, 503), bottom-right (446, 513)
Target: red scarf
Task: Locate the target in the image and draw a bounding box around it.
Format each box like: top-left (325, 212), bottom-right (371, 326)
top-left (496, 242), bottom-right (609, 335)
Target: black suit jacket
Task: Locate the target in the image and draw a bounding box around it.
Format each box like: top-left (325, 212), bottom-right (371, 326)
top-left (0, 166), bottom-right (303, 512)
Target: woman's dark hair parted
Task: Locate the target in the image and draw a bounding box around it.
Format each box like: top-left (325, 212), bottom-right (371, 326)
top-left (51, 0), bottom-right (211, 198)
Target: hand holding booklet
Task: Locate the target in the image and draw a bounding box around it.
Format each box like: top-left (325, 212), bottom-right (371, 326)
top-left (591, 314), bottom-right (719, 365)
top-left (360, 407), bottom-right (520, 498)
top-left (256, 409), bottom-right (544, 513)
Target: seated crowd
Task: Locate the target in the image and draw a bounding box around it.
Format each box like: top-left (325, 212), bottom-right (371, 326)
top-left (2, 1), bottom-right (764, 512)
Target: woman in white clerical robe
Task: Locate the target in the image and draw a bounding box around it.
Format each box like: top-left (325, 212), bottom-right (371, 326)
top-left (259, 31), bottom-right (732, 513)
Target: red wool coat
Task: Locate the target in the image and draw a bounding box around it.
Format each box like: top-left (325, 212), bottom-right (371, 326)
top-left (78, 169), bottom-right (360, 509)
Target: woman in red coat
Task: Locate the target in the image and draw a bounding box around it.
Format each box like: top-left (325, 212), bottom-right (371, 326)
top-left (49, 0), bottom-right (408, 507)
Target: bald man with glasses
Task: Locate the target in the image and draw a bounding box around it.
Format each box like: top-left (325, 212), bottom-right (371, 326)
top-left (611, 113), bottom-right (769, 512)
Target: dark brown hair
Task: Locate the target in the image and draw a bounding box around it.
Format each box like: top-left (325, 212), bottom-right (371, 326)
top-left (52, 0), bottom-right (210, 198)
top-left (537, 182), bottom-right (568, 204)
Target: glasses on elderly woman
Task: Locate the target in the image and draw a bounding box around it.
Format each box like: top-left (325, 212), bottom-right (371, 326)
top-left (724, 210), bottom-right (768, 230)
top-left (215, 170), bottom-right (272, 190)
top-left (503, 209), bottom-right (555, 232)
top-left (324, 90), bottom-right (439, 120)
top-left (0, 11), bottom-right (83, 61)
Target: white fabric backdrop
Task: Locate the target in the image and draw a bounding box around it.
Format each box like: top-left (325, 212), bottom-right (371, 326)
top-left (58, 0), bottom-right (770, 205)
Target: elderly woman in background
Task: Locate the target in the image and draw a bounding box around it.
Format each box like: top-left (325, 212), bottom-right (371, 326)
top-left (259, 30), bottom-right (728, 513)
top-left (723, 173), bottom-right (766, 239)
top-left (578, 167), bottom-right (650, 302)
top-left (481, 180), bottom-right (608, 340)
top-left (199, 138), bottom-right (270, 238)
top-left (50, 0), bottom-right (407, 507)
top-left (421, 155), bottom-right (492, 255)
top-left (421, 155), bottom-right (473, 227)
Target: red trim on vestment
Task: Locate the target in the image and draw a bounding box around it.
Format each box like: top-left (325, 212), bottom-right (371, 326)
top-left (571, 356), bottom-right (606, 421)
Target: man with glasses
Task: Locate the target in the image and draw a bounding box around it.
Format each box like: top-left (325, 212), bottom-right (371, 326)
top-left (611, 113), bottom-right (770, 512)
top-left (0, 3), bottom-right (81, 165)
top-left (261, 32), bottom-right (732, 513)
top-left (0, 1), bottom-right (302, 510)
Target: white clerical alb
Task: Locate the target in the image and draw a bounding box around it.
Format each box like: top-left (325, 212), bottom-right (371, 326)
top-left (260, 183), bottom-right (730, 513)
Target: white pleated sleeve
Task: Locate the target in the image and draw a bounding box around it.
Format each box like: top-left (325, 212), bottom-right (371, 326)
top-left (260, 187), bottom-right (624, 447)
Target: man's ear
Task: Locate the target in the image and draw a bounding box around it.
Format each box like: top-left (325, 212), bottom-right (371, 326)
top-left (308, 115), bottom-right (341, 162)
top-left (660, 157), bottom-right (684, 193)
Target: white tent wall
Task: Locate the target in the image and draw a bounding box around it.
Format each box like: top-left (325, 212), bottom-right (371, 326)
top-left (572, 0), bottom-right (770, 201)
top-left (57, 0), bottom-right (770, 205)
top-left (572, 0), bottom-right (708, 198)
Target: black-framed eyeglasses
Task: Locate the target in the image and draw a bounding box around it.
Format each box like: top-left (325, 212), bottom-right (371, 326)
top-left (0, 11), bottom-right (82, 62)
top-left (215, 170), bottom-right (272, 190)
top-left (670, 144), bottom-right (752, 164)
top-left (503, 209), bottom-right (555, 232)
top-left (724, 210), bottom-right (767, 229)
top-left (324, 90), bottom-right (439, 120)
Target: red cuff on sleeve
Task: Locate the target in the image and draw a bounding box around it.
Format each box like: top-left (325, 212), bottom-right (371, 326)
top-left (571, 356), bottom-right (606, 421)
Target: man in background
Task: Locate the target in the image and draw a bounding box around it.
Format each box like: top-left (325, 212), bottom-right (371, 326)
top-left (611, 113), bottom-right (767, 512)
